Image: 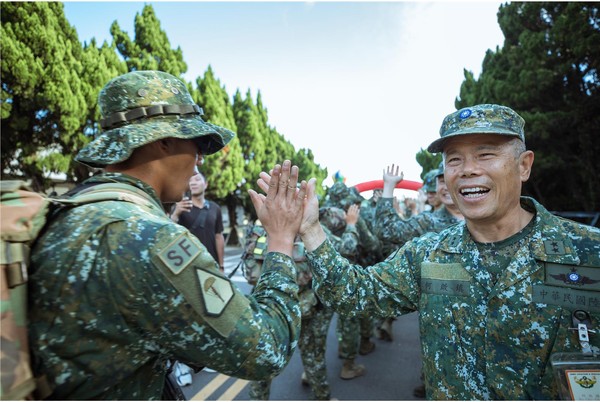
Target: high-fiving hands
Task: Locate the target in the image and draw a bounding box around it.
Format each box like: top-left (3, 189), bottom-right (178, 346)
top-left (251, 160), bottom-right (325, 253)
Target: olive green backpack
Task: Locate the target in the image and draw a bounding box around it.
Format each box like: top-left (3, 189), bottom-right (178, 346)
top-left (0, 180), bottom-right (154, 400)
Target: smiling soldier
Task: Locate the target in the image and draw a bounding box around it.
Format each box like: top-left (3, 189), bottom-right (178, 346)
top-left (276, 103), bottom-right (600, 400)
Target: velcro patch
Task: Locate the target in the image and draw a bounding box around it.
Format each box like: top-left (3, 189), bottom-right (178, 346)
top-left (158, 233), bottom-right (201, 275)
top-left (197, 269), bottom-right (234, 316)
top-left (422, 262), bottom-right (471, 281)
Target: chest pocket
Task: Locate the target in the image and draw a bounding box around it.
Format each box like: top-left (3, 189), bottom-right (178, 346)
top-left (421, 262), bottom-right (471, 297)
top-left (532, 262), bottom-right (600, 313)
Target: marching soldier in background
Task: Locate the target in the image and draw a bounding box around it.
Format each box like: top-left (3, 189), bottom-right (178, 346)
top-left (245, 205), bottom-right (359, 400)
top-left (375, 162), bottom-right (464, 253)
top-left (324, 183), bottom-right (377, 379)
top-left (27, 71), bottom-right (306, 400)
top-left (422, 169), bottom-right (442, 212)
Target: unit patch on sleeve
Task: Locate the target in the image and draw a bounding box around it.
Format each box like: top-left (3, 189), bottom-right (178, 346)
top-left (157, 233), bottom-right (202, 275)
top-left (197, 269), bottom-right (234, 316)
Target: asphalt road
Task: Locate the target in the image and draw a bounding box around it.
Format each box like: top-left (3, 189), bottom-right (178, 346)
top-left (177, 246), bottom-right (424, 400)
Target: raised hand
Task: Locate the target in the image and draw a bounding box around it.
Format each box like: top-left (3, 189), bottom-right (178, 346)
top-left (382, 164), bottom-right (404, 198)
top-left (248, 160), bottom-right (308, 256)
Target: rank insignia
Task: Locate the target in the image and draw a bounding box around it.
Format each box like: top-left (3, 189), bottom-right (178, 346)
top-left (544, 240), bottom-right (566, 255)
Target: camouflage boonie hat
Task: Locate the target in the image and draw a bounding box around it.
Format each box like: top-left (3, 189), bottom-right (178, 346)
top-left (428, 104), bottom-right (525, 153)
top-left (423, 169), bottom-right (439, 192)
top-left (76, 70), bottom-right (235, 168)
top-left (319, 206), bottom-right (346, 235)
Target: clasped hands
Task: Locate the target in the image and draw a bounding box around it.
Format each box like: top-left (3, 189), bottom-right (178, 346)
top-left (248, 160), bottom-right (325, 256)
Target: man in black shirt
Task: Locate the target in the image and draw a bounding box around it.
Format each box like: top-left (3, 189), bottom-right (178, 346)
top-left (171, 171), bottom-right (225, 272)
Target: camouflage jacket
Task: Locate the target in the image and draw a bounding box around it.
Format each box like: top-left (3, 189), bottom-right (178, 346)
top-left (375, 198), bottom-right (461, 249)
top-left (28, 173), bottom-right (300, 400)
top-left (307, 197), bottom-right (600, 399)
top-left (322, 223), bottom-right (359, 260)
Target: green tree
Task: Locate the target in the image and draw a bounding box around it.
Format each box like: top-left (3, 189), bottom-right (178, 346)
top-left (415, 148), bottom-right (443, 181)
top-left (233, 89), bottom-right (267, 208)
top-left (192, 67), bottom-right (246, 244)
top-left (294, 147), bottom-right (328, 200)
top-left (2, 2), bottom-right (90, 191)
top-left (72, 39), bottom-right (127, 183)
top-left (192, 66), bottom-right (244, 199)
top-left (110, 4), bottom-right (187, 76)
top-left (456, 2), bottom-right (600, 211)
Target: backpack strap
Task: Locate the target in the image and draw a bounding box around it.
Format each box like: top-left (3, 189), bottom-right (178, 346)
top-left (59, 182), bottom-right (164, 213)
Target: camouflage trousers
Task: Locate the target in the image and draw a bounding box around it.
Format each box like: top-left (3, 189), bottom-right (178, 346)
top-left (337, 314), bottom-right (374, 359)
top-left (249, 305), bottom-right (334, 400)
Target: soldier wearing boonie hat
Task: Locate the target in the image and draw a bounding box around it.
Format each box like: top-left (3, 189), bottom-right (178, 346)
top-left (28, 71), bottom-right (304, 400)
top-left (297, 102), bottom-right (600, 400)
top-left (75, 70), bottom-right (234, 167)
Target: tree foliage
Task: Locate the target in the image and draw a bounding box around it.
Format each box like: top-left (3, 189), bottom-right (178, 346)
top-left (2, 2), bottom-right (87, 190)
top-left (1, 2), bottom-right (331, 227)
top-left (415, 148), bottom-right (443, 181)
top-left (110, 5), bottom-right (187, 76)
top-left (456, 2), bottom-right (600, 211)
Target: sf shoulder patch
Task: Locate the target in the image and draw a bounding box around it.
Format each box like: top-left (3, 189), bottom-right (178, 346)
top-left (158, 233), bottom-right (202, 275)
top-left (197, 269), bottom-right (234, 316)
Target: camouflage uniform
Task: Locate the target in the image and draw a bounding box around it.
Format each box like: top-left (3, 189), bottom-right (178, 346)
top-left (308, 197), bottom-right (600, 399)
top-left (375, 198), bottom-right (462, 253)
top-left (422, 169), bottom-right (439, 194)
top-left (248, 211), bottom-right (359, 400)
top-left (28, 71), bottom-right (301, 400)
top-left (325, 185), bottom-right (377, 366)
top-left (308, 104), bottom-right (600, 399)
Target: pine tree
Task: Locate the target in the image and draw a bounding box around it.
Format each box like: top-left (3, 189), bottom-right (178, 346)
top-left (1, 2), bottom-right (90, 191)
top-left (110, 4), bottom-right (187, 76)
top-left (456, 2), bottom-right (599, 211)
top-left (193, 67), bottom-right (246, 243)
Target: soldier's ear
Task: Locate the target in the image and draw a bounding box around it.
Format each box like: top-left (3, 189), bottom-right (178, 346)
top-left (519, 150), bottom-right (534, 183)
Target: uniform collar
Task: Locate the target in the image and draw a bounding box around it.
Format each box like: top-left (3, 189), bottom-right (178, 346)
top-left (83, 172), bottom-right (163, 209)
top-left (437, 197), bottom-right (580, 265)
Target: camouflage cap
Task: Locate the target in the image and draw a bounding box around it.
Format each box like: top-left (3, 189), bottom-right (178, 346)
top-left (427, 104), bottom-right (525, 153)
top-left (436, 161), bottom-right (444, 177)
top-left (75, 70), bottom-right (235, 168)
top-left (319, 206), bottom-right (346, 235)
top-left (422, 169), bottom-right (439, 192)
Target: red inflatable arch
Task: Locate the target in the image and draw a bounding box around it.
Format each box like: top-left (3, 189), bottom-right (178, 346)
top-left (353, 179), bottom-right (422, 193)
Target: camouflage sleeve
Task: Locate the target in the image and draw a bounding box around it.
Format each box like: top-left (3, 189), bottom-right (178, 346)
top-left (356, 216), bottom-right (381, 253)
top-left (306, 237), bottom-right (420, 318)
top-left (324, 224), bottom-right (359, 258)
top-left (146, 226), bottom-right (301, 381)
top-left (375, 198), bottom-right (431, 244)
